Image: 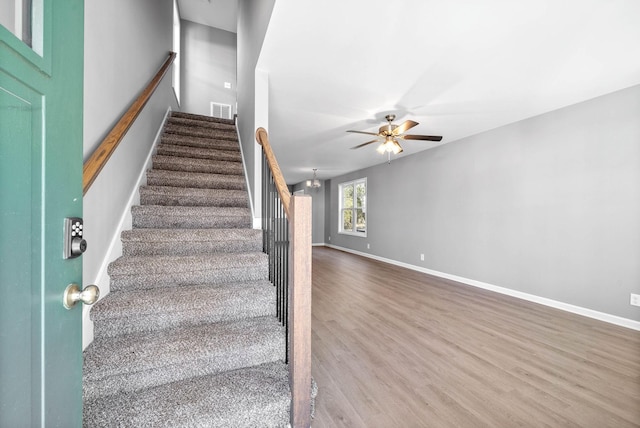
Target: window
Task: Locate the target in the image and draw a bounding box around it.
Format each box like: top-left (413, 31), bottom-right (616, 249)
top-left (339, 178), bottom-right (367, 236)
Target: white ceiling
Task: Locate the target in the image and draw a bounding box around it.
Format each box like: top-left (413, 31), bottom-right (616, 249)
top-left (178, 0), bottom-right (640, 185)
top-left (258, 0), bottom-right (640, 184)
top-left (178, 0), bottom-right (237, 33)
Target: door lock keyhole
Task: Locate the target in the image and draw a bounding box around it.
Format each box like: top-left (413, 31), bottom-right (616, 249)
top-left (64, 217), bottom-right (87, 259)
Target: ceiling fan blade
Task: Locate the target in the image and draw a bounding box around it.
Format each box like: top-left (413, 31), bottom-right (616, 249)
top-left (392, 141), bottom-right (403, 154)
top-left (347, 130), bottom-right (379, 136)
top-left (351, 139), bottom-right (380, 149)
top-left (392, 120), bottom-right (419, 135)
top-left (402, 134), bottom-right (443, 142)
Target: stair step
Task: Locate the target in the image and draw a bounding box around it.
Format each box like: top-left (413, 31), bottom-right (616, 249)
top-left (152, 154), bottom-right (244, 175)
top-left (83, 361), bottom-right (290, 428)
top-left (108, 252), bottom-right (268, 291)
top-left (146, 169), bottom-right (246, 190)
top-left (156, 143), bottom-right (242, 162)
top-left (168, 115), bottom-right (236, 132)
top-left (85, 112), bottom-right (295, 425)
top-left (91, 281), bottom-right (276, 339)
top-left (121, 228), bottom-right (262, 256)
top-left (84, 316), bottom-right (285, 400)
top-left (161, 133), bottom-right (240, 151)
top-left (164, 122), bottom-right (237, 141)
top-left (139, 185), bottom-right (248, 207)
top-left (131, 205), bottom-right (252, 229)
top-left (170, 111), bottom-right (235, 126)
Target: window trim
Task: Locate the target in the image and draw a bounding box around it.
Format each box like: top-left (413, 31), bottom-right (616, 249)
top-left (338, 177), bottom-right (367, 237)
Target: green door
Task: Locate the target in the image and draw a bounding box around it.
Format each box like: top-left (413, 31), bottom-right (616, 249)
top-left (0, 1), bottom-right (85, 426)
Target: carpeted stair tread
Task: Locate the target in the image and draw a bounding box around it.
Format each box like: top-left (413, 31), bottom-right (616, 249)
top-left (83, 361), bottom-right (290, 428)
top-left (84, 111), bottom-right (299, 425)
top-left (139, 185), bottom-right (248, 207)
top-left (164, 122), bottom-right (237, 141)
top-left (131, 205), bottom-right (252, 229)
top-left (167, 115), bottom-right (236, 132)
top-left (152, 154), bottom-right (244, 175)
top-left (156, 143), bottom-right (242, 162)
top-left (161, 133), bottom-right (240, 151)
top-left (91, 281), bottom-right (276, 339)
top-left (121, 228), bottom-right (261, 256)
top-left (84, 316), bottom-right (285, 400)
top-left (170, 110), bottom-right (235, 126)
top-left (146, 169), bottom-right (245, 190)
top-left (108, 252), bottom-right (268, 291)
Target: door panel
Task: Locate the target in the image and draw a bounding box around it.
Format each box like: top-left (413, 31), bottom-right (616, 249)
top-left (0, 74), bottom-right (42, 427)
top-left (0, 1), bottom-right (84, 426)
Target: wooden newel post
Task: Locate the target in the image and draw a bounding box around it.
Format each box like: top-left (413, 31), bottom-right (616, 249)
top-left (289, 194), bottom-right (312, 428)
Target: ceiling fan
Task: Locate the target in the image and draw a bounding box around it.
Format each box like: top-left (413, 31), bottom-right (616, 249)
top-left (347, 114), bottom-right (442, 155)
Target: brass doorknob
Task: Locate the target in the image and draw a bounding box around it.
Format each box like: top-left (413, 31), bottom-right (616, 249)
top-left (63, 283), bottom-right (100, 309)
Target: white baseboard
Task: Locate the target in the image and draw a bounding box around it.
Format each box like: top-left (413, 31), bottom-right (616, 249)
top-left (82, 107), bottom-right (173, 350)
top-left (324, 244), bottom-right (640, 331)
top-left (253, 217), bottom-right (262, 229)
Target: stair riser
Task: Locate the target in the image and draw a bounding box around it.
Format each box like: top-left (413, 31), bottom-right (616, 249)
top-left (122, 239), bottom-right (262, 256)
top-left (132, 214), bottom-right (252, 229)
top-left (161, 134), bottom-right (240, 151)
top-left (146, 171), bottom-right (246, 190)
top-left (156, 144), bottom-right (242, 162)
top-left (152, 155), bottom-right (244, 175)
top-left (109, 265), bottom-right (268, 292)
top-left (168, 115), bottom-right (235, 129)
top-left (139, 193), bottom-right (248, 208)
top-left (170, 111), bottom-right (235, 126)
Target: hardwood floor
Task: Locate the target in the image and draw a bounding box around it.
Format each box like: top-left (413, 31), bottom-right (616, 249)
top-left (310, 247), bottom-right (640, 428)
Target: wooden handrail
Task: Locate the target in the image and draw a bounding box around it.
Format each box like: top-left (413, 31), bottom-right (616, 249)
top-left (256, 127), bottom-right (291, 216)
top-left (82, 51), bottom-right (177, 194)
top-left (256, 128), bottom-right (312, 427)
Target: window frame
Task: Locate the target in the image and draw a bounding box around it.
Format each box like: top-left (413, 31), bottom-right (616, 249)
top-left (338, 177), bottom-right (367, 237)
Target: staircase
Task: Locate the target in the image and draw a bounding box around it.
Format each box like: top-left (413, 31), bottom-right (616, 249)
top-left (83, 112), bottom-right (291, 427)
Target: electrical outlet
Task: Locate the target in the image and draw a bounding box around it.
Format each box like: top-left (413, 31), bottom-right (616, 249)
top-left (631, 293), bottom-right (640, 307)
top-left (224, 82), bottom-right (232, 89)
top-left (367, 243), bottom-right (370, 249)
top-left (420, 254), bottom-right (424, 261)
top-left (328, 236), bottom-right (331, 241)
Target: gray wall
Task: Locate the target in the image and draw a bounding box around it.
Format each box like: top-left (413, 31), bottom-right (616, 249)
top-left (292, 181), bottom-right (326, 245)
top-left (237, 0), bottom-right (275, 216)
top-left (326, 84), bottom-right (640, 322)
top-left (83, 0), bottom-right (177, 291)
top-left (180, 20), bottom-right (237, 116)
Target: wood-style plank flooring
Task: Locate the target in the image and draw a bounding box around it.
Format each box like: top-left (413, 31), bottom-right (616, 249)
top-left (310, 247), bottom-right (640, 428)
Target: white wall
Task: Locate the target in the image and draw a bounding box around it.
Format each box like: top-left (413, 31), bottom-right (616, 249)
top-left (326, 84), bottom-right (640, 325)
top-left (237, 0), bottom-right (275, 221)
top-left (180, 20), bottom-right (237, 116)
top-left (82, 0), bottom-right (178, 347)
top-left (292, 181), bottom-right (326, 245)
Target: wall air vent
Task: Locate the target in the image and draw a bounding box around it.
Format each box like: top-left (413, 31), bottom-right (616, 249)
top-left (210, 102), bottom-right (232, 119)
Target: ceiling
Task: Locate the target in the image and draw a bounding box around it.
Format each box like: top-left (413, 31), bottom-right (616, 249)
top-left (178, 0), bottom-right (237, 34)
top-left (257, 0), bottom-right (640, 184)
top-left (180, 0), bottom-right (640, 185)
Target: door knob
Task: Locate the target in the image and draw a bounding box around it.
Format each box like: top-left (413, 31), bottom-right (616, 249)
top-left (63, 283), bottom-right (100, 309)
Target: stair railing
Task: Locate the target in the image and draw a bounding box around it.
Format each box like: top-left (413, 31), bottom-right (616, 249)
top-left (82, 51), bottom-right (176, 194)
top-left (256, 128), bottom-right (312, 428)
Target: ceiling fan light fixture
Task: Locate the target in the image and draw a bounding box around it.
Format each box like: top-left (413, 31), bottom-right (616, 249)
top-left (377, 136), bottom-right (400, 154)
top-left (306, 168), bottom-right (321, 189)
